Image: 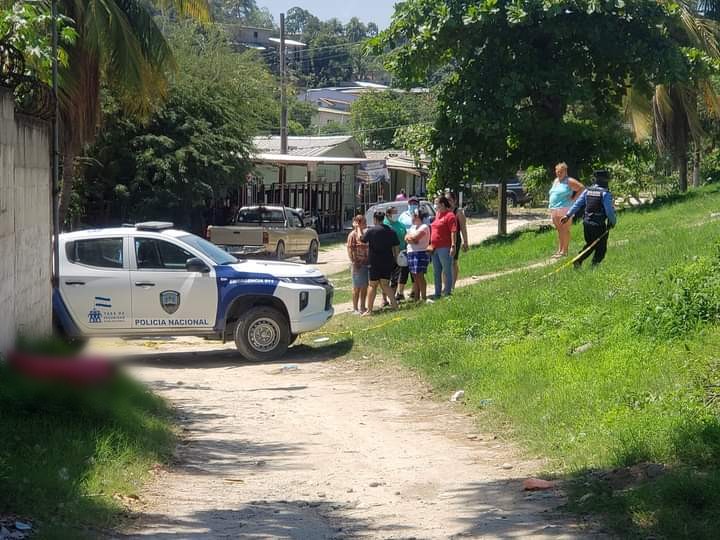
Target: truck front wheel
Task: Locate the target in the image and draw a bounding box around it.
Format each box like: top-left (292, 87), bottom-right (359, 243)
top-left (233, 306), bottom-right (290, 362)
top-left (304, 240), bottom-right (319, 264)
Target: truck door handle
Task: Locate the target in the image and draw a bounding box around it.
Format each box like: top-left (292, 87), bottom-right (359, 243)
top-left (135, 281), bottom-right (156, 288)
top-left (233, 231), bottom-right (242, 234)
top-left (65, 281), bottom-right (85, 286)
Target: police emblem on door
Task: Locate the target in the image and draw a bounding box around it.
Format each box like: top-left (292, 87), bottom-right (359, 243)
top-left (159, 290), bottom-right (181, 314)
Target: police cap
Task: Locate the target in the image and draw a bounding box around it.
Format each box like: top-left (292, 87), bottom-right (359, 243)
top-left (593, 169), bottom-right (611, 187)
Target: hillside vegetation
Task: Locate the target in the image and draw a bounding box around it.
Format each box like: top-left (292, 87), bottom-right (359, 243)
top-left (318, 186), bottom-right (720, 538)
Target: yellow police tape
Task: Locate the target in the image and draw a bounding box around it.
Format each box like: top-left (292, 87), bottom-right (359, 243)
top-left (302, 315), bottom-right (405, 341)
top-left (539, 230), bottom-right (610, 280)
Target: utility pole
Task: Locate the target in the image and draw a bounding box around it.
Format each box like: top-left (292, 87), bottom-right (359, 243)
top-left (280, 12), bottom-right (288, 155)
top-left (278, 12), bottom-right (287, 205)
top-left (51, 0), bottom-right (60, 287)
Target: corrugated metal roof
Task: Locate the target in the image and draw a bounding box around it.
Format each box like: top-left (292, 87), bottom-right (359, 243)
top-left (363, 150), bottom-right (429, 173)
top-left (253, 153), bottom-right (372, 165)
top-left (316, 107), bottom-right (351, 116)
top-left (252, 135), bottom-right (358, 157)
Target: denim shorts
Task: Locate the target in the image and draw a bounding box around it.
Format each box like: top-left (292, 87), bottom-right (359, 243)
top-left (351, 265), bottom-right (369, 288)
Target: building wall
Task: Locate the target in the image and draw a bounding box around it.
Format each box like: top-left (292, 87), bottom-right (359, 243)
top-left (312, 109), bottom-right (351, 126)
top-left (389, 169), bottom-right (427, 199)
top-left (0, 89), bottom-right (52, 351)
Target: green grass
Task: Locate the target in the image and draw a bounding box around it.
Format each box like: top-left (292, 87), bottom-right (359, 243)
top-left (0, 365), bottom-right (175, 539)
top-left (329, 268), bottom-right (353, 304)
top-left (315, 185), bottom-right (720, 538)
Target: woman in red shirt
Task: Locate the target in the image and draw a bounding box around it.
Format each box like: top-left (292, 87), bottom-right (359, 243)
top-left (430, 196), bottom-right (458, 298)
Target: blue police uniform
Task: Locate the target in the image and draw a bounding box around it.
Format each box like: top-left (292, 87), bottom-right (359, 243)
top-left (565, 171), bottom-right (617, 267)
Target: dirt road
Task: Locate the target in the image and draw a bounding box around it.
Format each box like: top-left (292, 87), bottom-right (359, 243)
top-left (315, 214), bottom-right (547, 276)
top-left (105, 337), bottom-right (599, 539)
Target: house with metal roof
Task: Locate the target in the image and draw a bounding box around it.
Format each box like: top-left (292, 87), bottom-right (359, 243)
top-left (364, 150), bottom-right (430, 199)
top-left (246, 136), bottom-right (369, 233)
top-left (253, 135), bottom-right (363, 157)
top-left (242, 136), bottom-right (429, 233)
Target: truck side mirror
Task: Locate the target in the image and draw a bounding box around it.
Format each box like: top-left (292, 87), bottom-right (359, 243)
top-left (186, 257), bottom-right (210, 273)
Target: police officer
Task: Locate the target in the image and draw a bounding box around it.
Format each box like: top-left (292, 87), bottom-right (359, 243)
top-left (560, 170), bottom-right (617, 267)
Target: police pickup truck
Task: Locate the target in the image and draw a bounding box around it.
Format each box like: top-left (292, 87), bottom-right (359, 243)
top-left (53, 222), bottom-right (334, 361)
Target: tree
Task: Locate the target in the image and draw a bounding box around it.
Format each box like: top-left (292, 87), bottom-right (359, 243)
top-left (74, 21), bottom-right (276, 230)
top-left (304, 32), bottom-right (353, 86)
top-left (285, 7), bottom-right (317, 34)
top-left (210, 0), bottom-right (255, 22)
top-left (345, 17), bottom-right (367, 43)
top-left (288, 98), bottom-right (317, 134)
top-left (626, 1), bottom-right (720, 192)
top-left (317, 120), bottom-right (351, 135)
top-left (289, 10), bottom-right (385, 86)
top-left (351, 90), bottom-right (435, 149)
top-left (378, 1), bottom-right (694, 189)
top-left (244, 6), bottom-right (274, 28)
top-left (56, 0), bottom-right (210, 226)
top-left (0, 1), bottom-right (76, 86)
top-left (393, 123), bottom-right (433, 166)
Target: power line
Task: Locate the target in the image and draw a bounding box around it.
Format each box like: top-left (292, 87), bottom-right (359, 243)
top-left (258, 40), bottom-right (367, 58)
top-left (256, 120), bottom-right (434, 138)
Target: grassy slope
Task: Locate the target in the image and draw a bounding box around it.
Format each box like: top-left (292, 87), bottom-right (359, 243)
top-left (315, 186), bottom-right (720, 538)
top-left (0, 367), bottom-right (175, 539)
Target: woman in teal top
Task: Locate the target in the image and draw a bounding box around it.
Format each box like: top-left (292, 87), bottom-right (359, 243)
top-left (548, 162), bottom-right (585, 258)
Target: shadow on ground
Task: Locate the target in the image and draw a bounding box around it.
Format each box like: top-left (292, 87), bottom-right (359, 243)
top-left (115, 475), bottom-right (602, 539)
top-left (119, 338), bottom-right (354, 370)
top-left (116, 499), bottom-right (407, 539)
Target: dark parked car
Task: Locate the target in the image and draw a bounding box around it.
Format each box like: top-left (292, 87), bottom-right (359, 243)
top-left (364, 200), bottom-right (436, 226)
top-left (482, 180), bottom-right (533, 207)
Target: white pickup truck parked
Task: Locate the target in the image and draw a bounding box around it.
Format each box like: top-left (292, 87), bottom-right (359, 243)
top-left (53, 222), bottom-right (334, 361)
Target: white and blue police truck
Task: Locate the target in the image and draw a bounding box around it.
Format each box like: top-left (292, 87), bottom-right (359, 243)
top-left (53, 222), bottom-right (334, 361)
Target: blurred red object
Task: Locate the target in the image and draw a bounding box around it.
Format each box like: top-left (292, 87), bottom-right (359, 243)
top-left (523, 478), bottom-right (556, 491)
top-left (7, 352), bottom-right (114, 385)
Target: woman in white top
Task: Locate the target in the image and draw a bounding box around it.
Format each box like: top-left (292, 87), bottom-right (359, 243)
top-left (404, 210), bottom-right (431, 302)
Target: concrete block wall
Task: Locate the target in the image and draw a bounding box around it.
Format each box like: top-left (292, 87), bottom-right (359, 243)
top-left (0, 89), bottom-right (52, 351)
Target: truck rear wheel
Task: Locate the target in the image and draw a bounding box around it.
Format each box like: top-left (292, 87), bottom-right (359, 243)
top-left (233, 306), bottom-right (290, 362)
top-left (275, 241), bottom-right (285, 260)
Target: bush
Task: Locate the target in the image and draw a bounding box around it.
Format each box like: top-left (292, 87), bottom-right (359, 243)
top-left (633, 245), bottom-right (720, 338)
top-left (521, 164), bottom-right (551, 205)
top-left (701, 148), bottom-right (720, 185)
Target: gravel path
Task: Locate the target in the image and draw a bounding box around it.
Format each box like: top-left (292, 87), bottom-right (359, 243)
top-left (101, 337), bottom-right (601, 539)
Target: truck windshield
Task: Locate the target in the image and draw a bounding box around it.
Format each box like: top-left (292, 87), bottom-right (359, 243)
top-left (179, 234), bottom-right (238, 265)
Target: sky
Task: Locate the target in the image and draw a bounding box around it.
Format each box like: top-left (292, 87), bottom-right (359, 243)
top-left (259, 1), bottom-right (395, 29)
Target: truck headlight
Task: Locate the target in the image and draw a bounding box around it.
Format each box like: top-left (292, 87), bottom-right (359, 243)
top-left (279, 276), bottom-right (329, 286)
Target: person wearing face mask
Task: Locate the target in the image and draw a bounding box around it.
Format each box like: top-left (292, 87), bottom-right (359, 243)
top-left (400, 197), bottom-right (432, 297)
top-left (399, 197), bottom-right (419, 229)
top-left (405, 209), bottom-right (431, 302)
top-left (429, 195), bottom-right (458, 298)
top-left (383, 206), bottom-right (409, 304)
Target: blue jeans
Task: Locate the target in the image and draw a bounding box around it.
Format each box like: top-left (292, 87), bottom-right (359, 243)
top-left (431, 246), bottom-right (453, 297)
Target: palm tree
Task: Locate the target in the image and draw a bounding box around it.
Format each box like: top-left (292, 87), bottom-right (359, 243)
top-left (57, 0), bottom-right (209, 225)
top-left (626, 1), bottom-right (720, 192)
